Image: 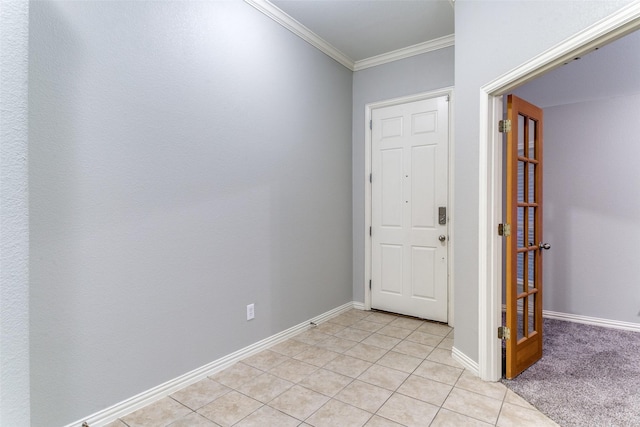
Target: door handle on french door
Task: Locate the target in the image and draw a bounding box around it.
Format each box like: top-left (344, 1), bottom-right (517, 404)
top-left (539, 242), bottom-right (551, 250)
top-left (439, 235), bottom-right (447, 242)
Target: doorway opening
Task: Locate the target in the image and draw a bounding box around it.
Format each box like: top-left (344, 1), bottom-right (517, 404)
top-left (478, 3), bottom-right (640, 381)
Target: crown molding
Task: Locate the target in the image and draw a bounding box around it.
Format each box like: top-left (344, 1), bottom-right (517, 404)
top-left (244, 0), bottom-right (355, 70)
top-left (245, 0), bottom-right (455, 72)
top-left (353, 34), bottom-right (455, 71)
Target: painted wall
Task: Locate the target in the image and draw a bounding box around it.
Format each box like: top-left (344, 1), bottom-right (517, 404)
top-left (0, 1), bottom-right (30, 425)
top-left (513, 29), bottom-right (640, 109)
top-left (28, 1), bottom-right (352, 425)
top-left (454, 0), bottom-right (633, 362)
top-left (352, 47), bottom-right (455, 303)
top-left (540, 92), bottom-right (640, 324)
top-left (512, 29), bottom-right (640, 325)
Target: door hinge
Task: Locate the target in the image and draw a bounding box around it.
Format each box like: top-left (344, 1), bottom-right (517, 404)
top-left (369, 120), bottom-right (372, 130)
top-left (369, 226), bottom-right (372, 236)
top-left (498, 326), bottom-right (511, 340)
top-left (499, 119), bottom-right (511, 133)
top-left (369, 173), bottom-right (372, 183)
top-left (446, 94), bottom-right (450, 102)
top-left (498, 223), bottom-right (511, 237)
top-left (369, 280), bottom-right (372, 290)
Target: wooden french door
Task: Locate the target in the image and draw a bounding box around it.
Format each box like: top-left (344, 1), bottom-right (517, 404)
top-left (505, 95), bottom-right (549, 379)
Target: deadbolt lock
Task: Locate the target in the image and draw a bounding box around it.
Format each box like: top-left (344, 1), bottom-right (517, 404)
top-left (438, 207), bottom-right (447, 225)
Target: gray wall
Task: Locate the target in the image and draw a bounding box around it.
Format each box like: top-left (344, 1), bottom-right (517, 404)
top-left (0, 1), bottom-right (30, 425)
top-left (453, 0), bottom-right (633, 362)
top-left (28, 1), bottom-right (352, 425)
top-left (541, 93), bottom-right (640, 323)
top-left (512, 28), bottom-right (640, 325)
top-left (352, 48), bottom-right (455, 303)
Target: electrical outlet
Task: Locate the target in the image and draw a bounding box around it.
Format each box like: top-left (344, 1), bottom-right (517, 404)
top-left (247, 304), bottom-right (255, 320)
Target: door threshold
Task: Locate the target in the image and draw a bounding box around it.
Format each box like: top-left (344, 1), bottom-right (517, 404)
top-left (369, 308), bottom-right (449, 326)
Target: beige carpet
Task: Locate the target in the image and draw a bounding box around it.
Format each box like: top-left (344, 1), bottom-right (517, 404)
top-left (502, 318), bottom-right (640, 427)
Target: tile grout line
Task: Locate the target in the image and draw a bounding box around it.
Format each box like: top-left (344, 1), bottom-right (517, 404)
top-left (296, 312), bottom-right (403, 426)
top-left (128, 310), bottom-right (534, 427)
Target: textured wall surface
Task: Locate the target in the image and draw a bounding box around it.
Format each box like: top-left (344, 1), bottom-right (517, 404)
top-left (29, 1), bottom-right (352, 425)
top-left (351, 48), bottom-right (454, 303)
top-left (0, 1), bottom-right (30, 426)
top-left (453, 0), bottom-right (633, 362)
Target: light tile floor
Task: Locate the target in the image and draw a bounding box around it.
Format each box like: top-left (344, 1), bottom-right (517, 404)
top-left (107, 309), bottom-right (558, 427)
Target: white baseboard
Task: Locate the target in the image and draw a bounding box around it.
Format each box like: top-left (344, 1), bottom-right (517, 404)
top-left (452, 346), bottom-right (478, 376)
top-left (500, 304), bottom-right (640, 333)
top-left (66, 301), bottom-right (359, 427)
top-left (543, 310), bottom-right (640, 332)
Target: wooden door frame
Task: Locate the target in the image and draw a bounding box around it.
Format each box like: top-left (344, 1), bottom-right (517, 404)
top-left (477, 4), bottom-right (640, 381)
top-left (364, 87), bottom-right (455, 326)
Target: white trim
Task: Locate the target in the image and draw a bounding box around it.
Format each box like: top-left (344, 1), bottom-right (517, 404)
top-left (543, 310), bottom-right (640, 333)
top-left (243, 0), bottom-right (355, 70)
top-left (483, 4), bottom-right (640, 96)
top-left (497, 305), bottom-right (640, 333)
top-left (65, 302), bottom-right (358, 427)
top-left (353, 35), bottom-right (455, 71)
top-left (478, 2), bottom-right (640, 381)
top-left (364, 104), bottom-right (373, 311)
top-left (245, 0), bottom-right (455, 72)
top-left (447, 91), bottom-right (456, 328)
top-left (352, 301), bottom-right (366, 311)
top-left (364, 88), bottom-right (455, 326)
top-left (478, 94), bottom-right (503, 382)
top-left (452, 346), bottom-right (479, 376)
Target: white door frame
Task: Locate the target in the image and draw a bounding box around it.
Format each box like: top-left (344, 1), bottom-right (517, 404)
top-left (478, 3), bottom-right (640, 381)
top-left (364, 87), bottom-right (455, 326)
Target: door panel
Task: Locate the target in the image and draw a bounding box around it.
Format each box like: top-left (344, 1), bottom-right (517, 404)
top-left (411, 246), bottom-right (436, 298)
top-left (381, 244), bottom-right (403, 295)
top-left (381, 149), bottom-right (403, 226)
top-left (505, 94), bottom-right (544, 379)
top-left (371, 96), bottom-right (448, 321)
top-left (411, 145), bottom-right (437, 227)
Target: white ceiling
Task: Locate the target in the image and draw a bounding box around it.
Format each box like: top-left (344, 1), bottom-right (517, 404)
top-left (270, 0), bottom-right (454, 62)
top-left (260, 0), bottom-right (639, 107)
top-left (513, 29), bottom-right (640, 108)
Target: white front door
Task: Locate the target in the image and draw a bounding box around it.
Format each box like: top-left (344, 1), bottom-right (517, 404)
top-left (371, 96), bottom-right (449, 322)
